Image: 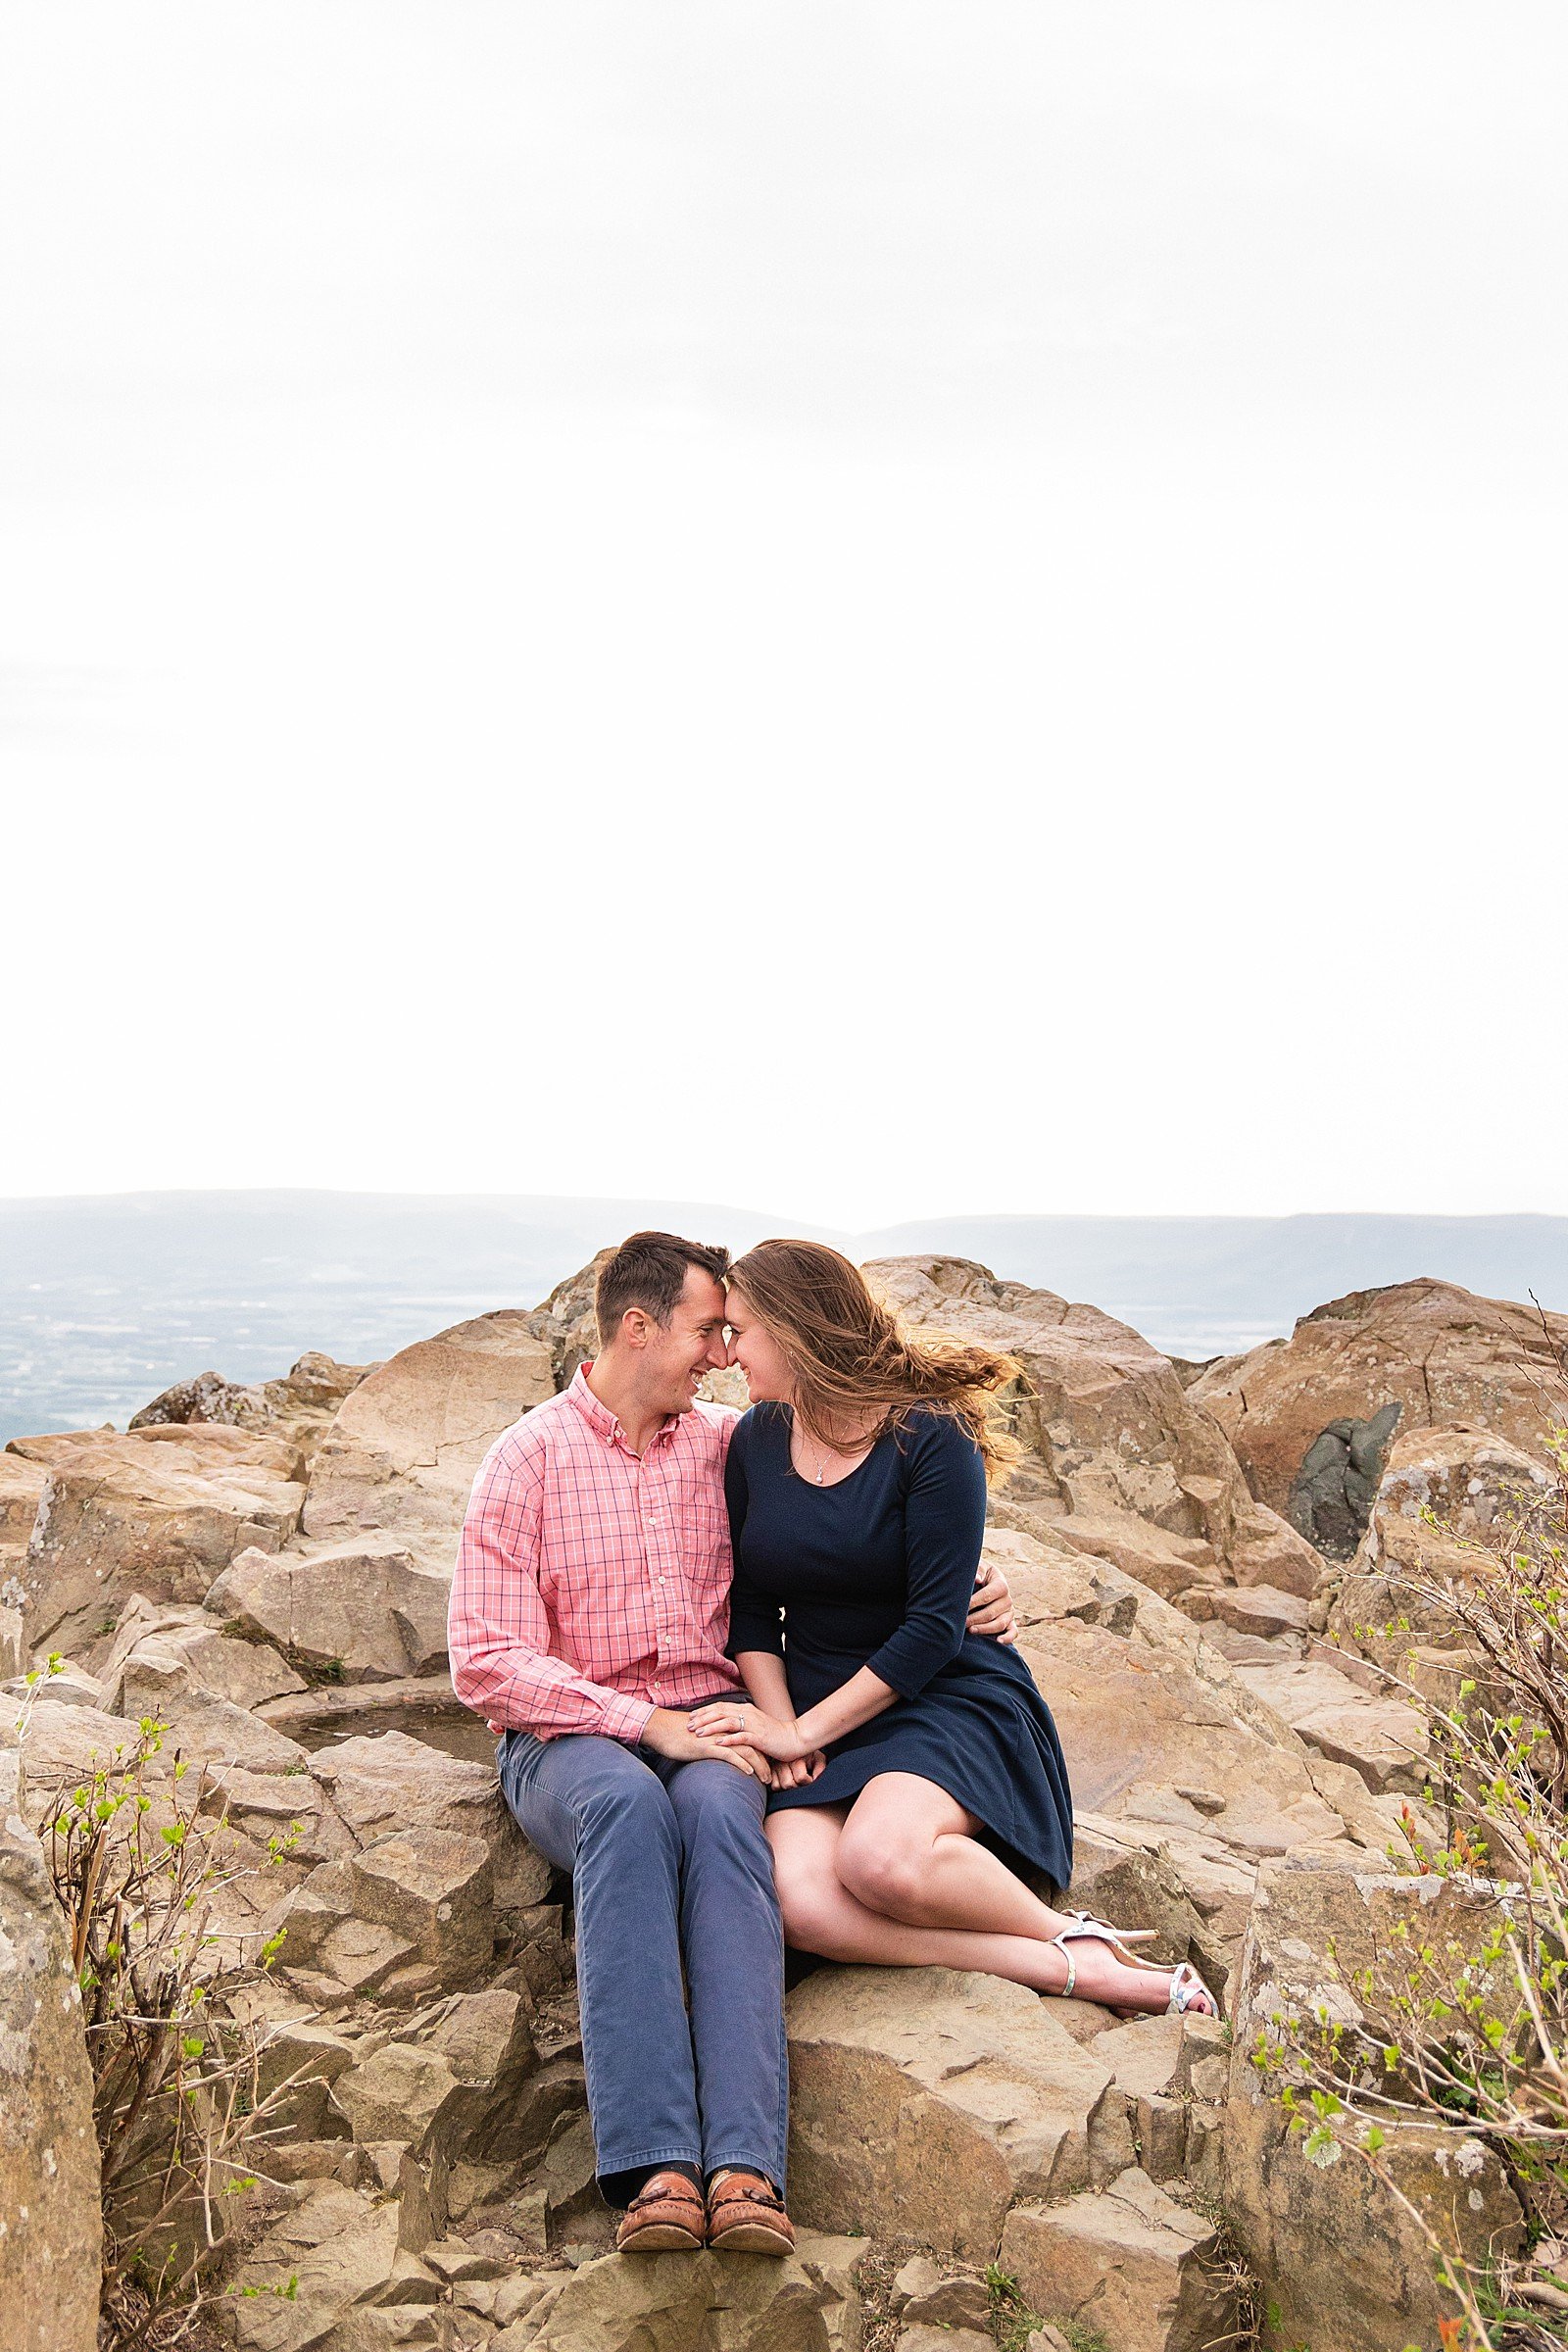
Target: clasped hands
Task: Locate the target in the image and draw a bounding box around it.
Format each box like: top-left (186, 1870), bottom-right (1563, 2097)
top-left (687, 1698), bottom-right (826, 1789)
top-left (676, 1557), bottom-right (1016, 1789)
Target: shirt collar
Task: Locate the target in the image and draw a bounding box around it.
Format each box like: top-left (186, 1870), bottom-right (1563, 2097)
top-left (565, 1362), bottom-right (679, 1454)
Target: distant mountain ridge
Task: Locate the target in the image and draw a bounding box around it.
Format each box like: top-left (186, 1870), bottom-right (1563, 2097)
top-left (3, 1192), bottom-right (1566, 1447)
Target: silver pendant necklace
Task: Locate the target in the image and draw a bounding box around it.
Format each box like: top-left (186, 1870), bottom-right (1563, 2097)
top-left (795, 1422), bottom-right (831, 1484)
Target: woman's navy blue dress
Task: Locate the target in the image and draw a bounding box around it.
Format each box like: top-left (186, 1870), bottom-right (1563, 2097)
top-left (724, 1400), bottom-right (1073, 1890)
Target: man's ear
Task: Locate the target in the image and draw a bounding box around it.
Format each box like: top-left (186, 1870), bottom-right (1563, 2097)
top-left (619, 1307), bottom-right (652, 1350)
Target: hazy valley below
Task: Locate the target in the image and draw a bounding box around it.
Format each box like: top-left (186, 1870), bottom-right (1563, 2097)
top-left (4, 1191), bottom-right (1567, 1446)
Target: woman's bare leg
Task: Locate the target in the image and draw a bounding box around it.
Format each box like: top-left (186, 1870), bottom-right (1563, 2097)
top-left (768, 1805), bottom-right (1200, 2013)
top-left (835, 1773), bottom-right (1078, 1942)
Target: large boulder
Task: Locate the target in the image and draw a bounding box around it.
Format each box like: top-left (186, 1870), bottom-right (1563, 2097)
top-left (107, 1614), bottom-right (307, 1716)
top-left (303, 1730), bottom-right (552, 1932)
top-left (1326, 1423), bottom-right (1558, 1683)
top-left (206, 1541), bottom-right (452, 1681)
top-left (1000, 2167), bottom-right (1234, 2352)
top-left (0, 1742), bottom-right (101, 2352)
top-left (328, 1987), bottom-right (579, 2216)
top-left (9, 1425), bottom-right (306, 1653)
top-left (867, 1256), bottom-right (1319, 1592)
top-left (528, 2234), bottom-right (867, 2352)
top-left (991, 1530), bottom-right (1388, 1917)
top-left (1191, 1279), bottom-right (1568, 1551)
top-left (302, 1311), bottom-right (555, 1550)
top-left (1224, 1861), bottom-right (1527, 2352)
top-left (786, 1966), bottom-right (1134, 2256)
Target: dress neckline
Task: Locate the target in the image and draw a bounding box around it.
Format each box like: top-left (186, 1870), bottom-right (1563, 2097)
top-left (782, 1403), bottom-right (882, 1491)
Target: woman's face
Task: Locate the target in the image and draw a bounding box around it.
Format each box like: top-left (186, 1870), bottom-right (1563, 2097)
top-left (724, 1286), bottom-right (795, 1403)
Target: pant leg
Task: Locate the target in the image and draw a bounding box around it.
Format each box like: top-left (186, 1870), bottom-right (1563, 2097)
top-left (497, 1730), bottom-right (702, 2192)
top-left (661, 1757), bottom-right (789, 2192)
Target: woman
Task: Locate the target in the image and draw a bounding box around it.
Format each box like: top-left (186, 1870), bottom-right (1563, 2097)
top-left (690, 1240), bottom-right (1213, 2016)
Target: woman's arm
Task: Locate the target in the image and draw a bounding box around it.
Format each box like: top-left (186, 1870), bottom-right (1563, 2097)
top-left (729, 1648), bottom-right (828, 1787)
top-left (731, 1647), bottom-right (795, 1717)
top-left (722, 1415), bottom-right (788, 1661)
top-left (719, 1415), bottom-right (823, 1785)
top-left (693, 1655), bottom-right (902, 1761)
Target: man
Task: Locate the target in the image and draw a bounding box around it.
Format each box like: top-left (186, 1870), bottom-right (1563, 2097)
top-left (449, 1231), bottom-right (1013, 2256)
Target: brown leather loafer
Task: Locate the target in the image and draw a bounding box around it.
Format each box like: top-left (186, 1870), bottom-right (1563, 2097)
top-left (706, 2170), bottom-right (796, 2256)
top-left (614, 2170), bottom-right (707, 2252)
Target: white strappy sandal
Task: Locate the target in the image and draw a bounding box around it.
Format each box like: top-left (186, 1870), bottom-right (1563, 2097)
top-left (1046, 1911), bottom-right (1218, 2017)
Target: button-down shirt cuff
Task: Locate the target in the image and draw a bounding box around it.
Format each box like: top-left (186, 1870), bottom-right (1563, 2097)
top-left (600, 1693), bottom-right (658, 1747)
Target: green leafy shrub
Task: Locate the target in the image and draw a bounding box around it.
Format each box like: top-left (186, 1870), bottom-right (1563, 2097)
top-left (39, 1715), bottom-right (304, 2349)
top-left (1251, 1406), bottom-right (1568, 2352)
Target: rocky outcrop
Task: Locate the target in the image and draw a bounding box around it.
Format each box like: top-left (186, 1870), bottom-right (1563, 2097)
top-left (1325, 1422), bottom-right (1558, 1686)
top-left (869, 1255), bottom-right (1323, 1594)
top-left (1191, 1279), bottom-right (1568, 1535)
top-left (0, 1742), bottom-right (100, 2352)
top-left (992, 1528), bottom-right (1394, 1984)
top-left (302, 1312), bottom-right (555, 1550)
top-left (130, 1351), bottom-right (372, 1471)
top-left (786, 1966), bottom-right (1134, 2254)
top-left (1225, 1861), bottom-right (1527, 2352)
top-left (526, 2235), bottom-right (868, 2352)
top-left (9, 1424), bottom-right (306, 1653)
top-left (101, 1598), bottom-right (307, 1715)
top-left (1232, 1654), bottom-right (1428, 1793)
top-left (1001, 2166), bottom-right (1234, 2352)
top-left (9, 1249), bottom-right (1563, 2352)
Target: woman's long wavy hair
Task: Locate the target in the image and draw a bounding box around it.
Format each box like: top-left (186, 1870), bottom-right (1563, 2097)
top-left (727, 1239), bottom-right (1022, 1480)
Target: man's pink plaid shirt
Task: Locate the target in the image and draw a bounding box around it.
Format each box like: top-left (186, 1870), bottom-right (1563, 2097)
top-left (448, 1366), bottom-right (746, 1744)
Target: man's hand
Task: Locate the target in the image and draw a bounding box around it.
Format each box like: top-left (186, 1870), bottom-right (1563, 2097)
top-left (967, 1558), bottom-right (1016, 1644)
top-left (640, 1707), bottom-right (764, 1775)
top-left (771, 1750), bottom-right (827, 1790)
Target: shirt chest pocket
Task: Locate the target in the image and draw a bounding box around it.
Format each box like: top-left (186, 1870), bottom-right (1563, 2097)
top-left (678, 1488), bottom-right (732, 1593)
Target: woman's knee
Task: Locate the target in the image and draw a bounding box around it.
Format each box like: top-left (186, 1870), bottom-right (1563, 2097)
top-left (834, 1833), bottom-right (930, 1920)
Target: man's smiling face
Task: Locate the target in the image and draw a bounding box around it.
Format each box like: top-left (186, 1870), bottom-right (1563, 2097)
top-left (639, 1265), bottom-right (732, 1417)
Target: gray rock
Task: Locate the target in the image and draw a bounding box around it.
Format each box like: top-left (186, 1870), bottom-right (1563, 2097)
top-left (1287, 1403), bottom-right (1402, 1559)
top-left (0, 1742), bottom-right (100, 2351)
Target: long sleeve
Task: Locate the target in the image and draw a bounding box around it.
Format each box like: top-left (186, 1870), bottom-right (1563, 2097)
top-left (863, 1414), bottom-right (987, 1699)
top-left (448, 1434), bottom-right (656, 1744)
top-left (724, 1413), bottom-right (785, 1659)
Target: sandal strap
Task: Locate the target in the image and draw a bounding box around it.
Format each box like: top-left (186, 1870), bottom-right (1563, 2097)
top-left (1167, 1962), bottom-right (1216, 2016)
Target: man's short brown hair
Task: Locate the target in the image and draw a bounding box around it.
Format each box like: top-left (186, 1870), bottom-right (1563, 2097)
top-left (594, 1231), bottom-right (732, 1348)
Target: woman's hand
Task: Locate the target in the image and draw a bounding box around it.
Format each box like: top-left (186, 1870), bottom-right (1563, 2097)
top-left (687, 1698), bottom-right (810, 1763)
top-left (770, 1749), bottom-right (827, 1790)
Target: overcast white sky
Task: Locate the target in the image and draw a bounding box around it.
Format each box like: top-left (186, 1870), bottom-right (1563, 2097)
top-left (3, 3), bottom-right (1564, 1229)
